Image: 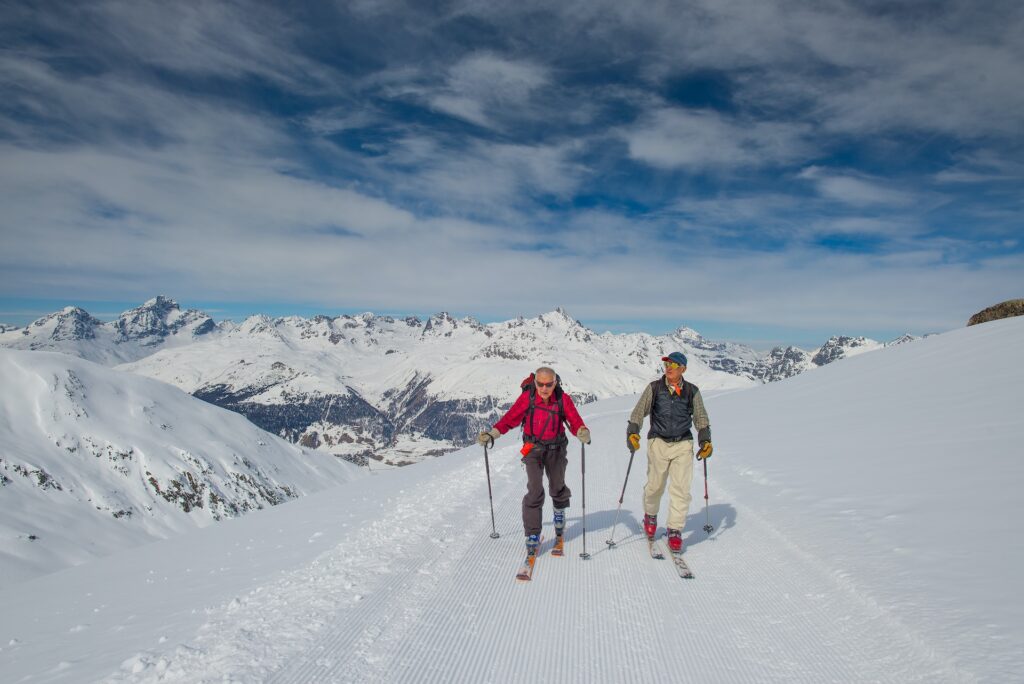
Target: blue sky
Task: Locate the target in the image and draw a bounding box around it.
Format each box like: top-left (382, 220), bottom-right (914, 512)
top-left (1, 1), bottom-right (1021, 349)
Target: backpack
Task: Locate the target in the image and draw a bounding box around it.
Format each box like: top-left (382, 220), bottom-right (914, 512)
top-left (519, 372), bottom-right (567, 442)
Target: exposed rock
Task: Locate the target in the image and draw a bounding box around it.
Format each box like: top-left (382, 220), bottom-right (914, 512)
top-left (968, 299), bottom-right (1024, 326)
top-left (752, 347), bottom-right (811, 383)
top-left (812, 336), bottom-right (871, 367)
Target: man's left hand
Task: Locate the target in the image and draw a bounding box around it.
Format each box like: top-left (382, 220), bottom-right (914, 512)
top-left (697, 441), bottom-right (713, 460)
top-left (576, 427), bottom-right (591, 445)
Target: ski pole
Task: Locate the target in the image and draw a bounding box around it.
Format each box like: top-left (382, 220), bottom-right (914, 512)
top-left (579, 442), bottom-right (591, 559)
top-left (605, 446), bottom-right (636, 548)
top-left (702, 456), bottom-right (713, 536)
top-left (483, 435), bottom-right (499, 539)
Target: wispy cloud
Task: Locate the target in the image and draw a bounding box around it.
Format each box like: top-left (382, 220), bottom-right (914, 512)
top-left (798, 167), bottom-right (918, 207)
top-left (427, 54), bottom-right (550, 130)
top-left (623, 107), bottom-right (811, 170)
top-left (1, 0), bottom-right (1021, 344)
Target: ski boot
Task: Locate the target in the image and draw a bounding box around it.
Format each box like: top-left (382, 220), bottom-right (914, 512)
top-left (526, 533), bottom-right (540, 557)
top-left (552, 508), bottom-right (566, 556)
top-left (643, 513), bottom-right (658, 541)
top-left (666, 528), bottom-right (683, 554)
top-left (517, 533), bottom-right (542, 582)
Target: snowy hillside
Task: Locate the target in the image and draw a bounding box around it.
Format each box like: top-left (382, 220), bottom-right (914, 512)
top-left (0, 349), bottom-right (362, 583)
top-left (1, 317), bottom-right (1020, 683)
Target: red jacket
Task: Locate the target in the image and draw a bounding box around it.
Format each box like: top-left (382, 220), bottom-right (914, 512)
top-left (494, 391), bottom-right (586, 441)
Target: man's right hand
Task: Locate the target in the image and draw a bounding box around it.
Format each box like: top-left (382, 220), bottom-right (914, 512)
top-left (627, 422), bottom-right (640, 452)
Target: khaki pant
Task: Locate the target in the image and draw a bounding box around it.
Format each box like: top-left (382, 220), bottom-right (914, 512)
top-left (643, 438), bottom-right (694, 530)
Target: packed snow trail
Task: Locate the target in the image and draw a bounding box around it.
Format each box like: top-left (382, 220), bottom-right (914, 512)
top-left (7, 319), bottom-right (1022, 683)
top-left (105, 398), bottom-right (965, 683)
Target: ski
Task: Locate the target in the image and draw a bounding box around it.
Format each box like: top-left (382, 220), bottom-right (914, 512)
top-left (664, 542), bottom-right (694, 579)
top-left (515, 536), bottom-right (544, 582)
top-left (648, 535), bottom-right (665, 560)
top-left (551, 535), bottom-right (564, 557)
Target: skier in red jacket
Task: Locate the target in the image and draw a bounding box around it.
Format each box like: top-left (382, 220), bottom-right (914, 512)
top-left (478, 366), bottom-right (590, 560)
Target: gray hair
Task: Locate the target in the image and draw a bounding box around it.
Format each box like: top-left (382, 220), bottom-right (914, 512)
top-left (534, 366), bottom-right (557, 380)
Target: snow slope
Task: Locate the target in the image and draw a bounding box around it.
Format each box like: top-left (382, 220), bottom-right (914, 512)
top-left (0, 350), bottom-right (362, 583)
top-left (1, 317), bottom-right (1020, 682)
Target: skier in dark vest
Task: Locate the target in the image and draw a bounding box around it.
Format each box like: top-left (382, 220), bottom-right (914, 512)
top-left (626, 352), bottom-right (713, 553)
top-left (478, 366), bottom-right (590, 560)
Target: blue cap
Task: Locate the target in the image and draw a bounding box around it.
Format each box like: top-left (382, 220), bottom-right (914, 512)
top-left (661, 351), bottom-right (688, 367)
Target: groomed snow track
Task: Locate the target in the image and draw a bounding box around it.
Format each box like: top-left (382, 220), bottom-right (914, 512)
top-left (108, 399), bottom-right (967, 683)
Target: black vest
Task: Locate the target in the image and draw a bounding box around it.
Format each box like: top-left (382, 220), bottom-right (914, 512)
top-left (648, 377), bottom-right (695, 442)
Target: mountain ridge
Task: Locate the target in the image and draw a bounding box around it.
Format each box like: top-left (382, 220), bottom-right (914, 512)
top-left (2, 298), bottom-right (915, 465)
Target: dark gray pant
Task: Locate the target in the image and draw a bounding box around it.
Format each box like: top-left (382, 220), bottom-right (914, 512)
top-left (522, 440), bottom-right (571, 537)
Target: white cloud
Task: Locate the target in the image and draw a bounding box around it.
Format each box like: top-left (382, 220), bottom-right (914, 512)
top-left (934, 150), bottom-right (1024, 184)
top-left (84, 1), bottom-right (340, 92)
top-left (798, 167), bottom-right (917, 207)
top-left (624, 107), bottom-right (811, 170)
top-left (428, 53), bottom-right (549, 129)
top-left (2, 0), bottom-right (1020, 342)
top-left (369, 134), bottom-right (587, 218)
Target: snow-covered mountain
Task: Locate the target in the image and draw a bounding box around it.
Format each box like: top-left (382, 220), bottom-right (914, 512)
top-left (2, 317), bottom-right (1020, 683)
top-left (0, 349), bottom-right (362, 583)
top-left (119, 308), bottom-right (760, 466)
top-left (0, 296), bottom-right (219, 364)
top-left (3, 298), bottom-right (906, 465)
top-left (749, 334), bottom-right (888, 382)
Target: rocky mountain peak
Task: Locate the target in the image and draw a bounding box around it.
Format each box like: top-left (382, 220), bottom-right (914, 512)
top-left (422, 312), bottom-right (458, 336)
top-left (141, 295), bottom-right (176, 311)
top-left (238, 315), bottom-right (279, 337)
top-left (672, 326), bottom-right (720, 350)
top-left (114, 296), bottom-right (214, 344)
top-left (542, 307), bottom-right (579, 326)
top-left (886, 334), bottom-right (918, 347)
top-left (36, 307), bottom-right (104, 341)
top-left (812, 336), bottom-right (870, 367)
top-left (753, 346), bottom-right (812, 383)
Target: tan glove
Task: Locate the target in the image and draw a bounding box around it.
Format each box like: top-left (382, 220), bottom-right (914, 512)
top-left (627, 433), bottom-right (640, 452)
top-left (478, 428), bottom-right (501, 446)
top-left (697, 440), bottom-right (713, 460)
top-left (627, 422), bottom-right (641, 452)
top-left (576, 427), bottom-right (591, 444)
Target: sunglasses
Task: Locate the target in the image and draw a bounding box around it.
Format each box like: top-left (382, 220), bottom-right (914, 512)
top-left (664, 361), bottom-right (682, 369)
top-left (536, 381), bottom-right (556, 388)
